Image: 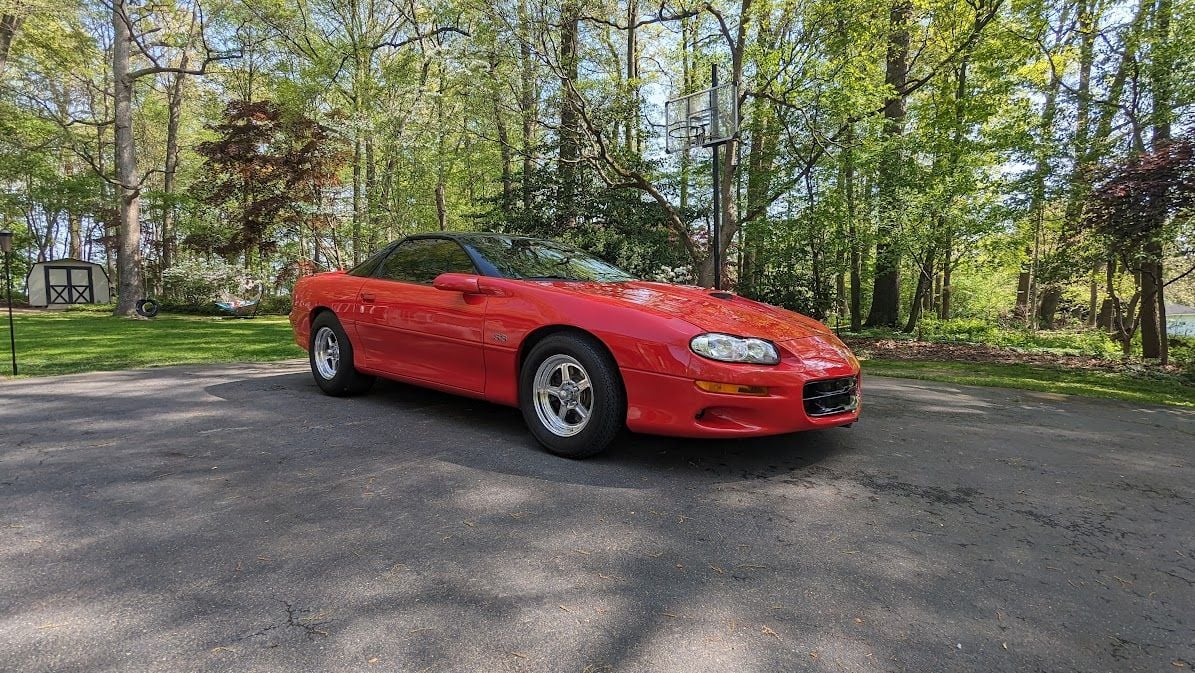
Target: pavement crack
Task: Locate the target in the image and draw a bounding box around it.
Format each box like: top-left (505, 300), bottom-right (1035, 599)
top-left (281, 600), bottom-right (331, 639)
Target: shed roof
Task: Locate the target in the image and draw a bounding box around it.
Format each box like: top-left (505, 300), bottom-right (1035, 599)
top-left (1166, 303), bottom-right (1195, 316)
top-left (26, 258), bottom-right (111, 284)
top-left (30, 258), bottom-right (103, 267)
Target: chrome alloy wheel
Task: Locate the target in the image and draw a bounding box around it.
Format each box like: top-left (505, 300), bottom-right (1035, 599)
top-left (313, 326), bottom-right (340, 380)
top-left (533, 354), bottom-right (594, 437)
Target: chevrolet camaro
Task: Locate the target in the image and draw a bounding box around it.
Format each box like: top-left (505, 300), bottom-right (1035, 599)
top-left (290, 233), bottom-right (861, 457)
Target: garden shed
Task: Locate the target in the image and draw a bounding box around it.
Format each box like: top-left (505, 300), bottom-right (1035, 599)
top-left (26, 259), bottom-right (111, 306)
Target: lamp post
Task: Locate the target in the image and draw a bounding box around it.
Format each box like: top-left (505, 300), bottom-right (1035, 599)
top-left (0, 230), bottom-right (15, 375)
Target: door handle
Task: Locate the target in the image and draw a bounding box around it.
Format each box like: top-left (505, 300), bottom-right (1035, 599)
top-left (361, 293), bottom-right (376, 303)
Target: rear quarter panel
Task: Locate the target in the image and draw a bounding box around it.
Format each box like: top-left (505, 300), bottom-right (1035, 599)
top-left (289, 272), bottom-right (367, 353)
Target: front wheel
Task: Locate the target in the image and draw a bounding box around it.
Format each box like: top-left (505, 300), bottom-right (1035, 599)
top-left (309, 313), bottom-right (375, 396)
top-left (519, 334), bottom-right (625, 458)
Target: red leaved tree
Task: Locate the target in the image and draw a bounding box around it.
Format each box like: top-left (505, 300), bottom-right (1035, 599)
top-left (1083, 137), bottom-right (1195, 361)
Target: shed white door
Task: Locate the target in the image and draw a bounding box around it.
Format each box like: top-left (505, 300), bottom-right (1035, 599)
top-left (45, 266), bottom-right (94, 304)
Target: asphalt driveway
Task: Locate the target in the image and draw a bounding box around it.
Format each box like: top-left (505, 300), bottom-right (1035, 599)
top-left (0, 362), bottom-right (1191, 672)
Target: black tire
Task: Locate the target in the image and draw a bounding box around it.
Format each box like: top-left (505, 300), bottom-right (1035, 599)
top-left (135, 298), bottom-right (159, 318)
top-left (309, 312), bottom-right (375, 396)
top-left (519, 333), bottom-right (625, 458)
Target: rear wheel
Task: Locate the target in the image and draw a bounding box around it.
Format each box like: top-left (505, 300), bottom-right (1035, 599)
top-left (309, 313), bottom-right (374, 396)
top-left (519, 334), bottom-right (625, 458)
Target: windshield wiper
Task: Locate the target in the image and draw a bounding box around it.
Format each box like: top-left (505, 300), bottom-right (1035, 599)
top-left (523, 274), bottom-right (575, 281)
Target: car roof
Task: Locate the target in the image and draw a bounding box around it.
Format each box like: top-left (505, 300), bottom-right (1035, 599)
top-left (406, 232), bottom-right (541, 243)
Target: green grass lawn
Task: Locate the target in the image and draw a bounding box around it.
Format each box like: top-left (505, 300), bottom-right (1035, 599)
top-left (0, 308), bottom-right (302, 377)
top-left (862, 359), bottom-right (1195, 408)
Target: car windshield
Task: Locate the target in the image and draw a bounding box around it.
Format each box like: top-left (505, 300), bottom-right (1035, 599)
top-left (464, 236), bottom-right (636, 282)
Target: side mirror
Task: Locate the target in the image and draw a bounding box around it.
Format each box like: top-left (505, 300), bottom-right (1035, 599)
top-left (433, 273), bottom-right (481, 294)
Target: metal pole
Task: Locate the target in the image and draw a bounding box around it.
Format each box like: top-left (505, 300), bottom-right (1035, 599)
top-left (3, 251), bottom-right (15, 375)
top-left (710, 64), bottom-right (721, 291)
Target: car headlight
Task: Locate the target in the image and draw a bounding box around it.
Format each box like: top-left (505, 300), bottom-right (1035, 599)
top-left (690, 333), bottom-right (780, 365)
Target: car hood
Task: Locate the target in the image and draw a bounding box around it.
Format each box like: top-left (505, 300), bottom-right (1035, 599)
top-left (542, 280), bottom-right (832, 341)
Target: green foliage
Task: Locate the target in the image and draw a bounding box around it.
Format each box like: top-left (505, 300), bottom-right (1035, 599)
top-left (862, 359), bottom-right (1195, 407)
top-left (914, 319), bottom-right (1124, 357)
top-left (490, 164), bottom-right (694, 280)
top-left (849, 318), bottom-right (1129, 358)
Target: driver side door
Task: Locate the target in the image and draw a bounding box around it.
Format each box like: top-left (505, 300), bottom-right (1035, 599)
top-left (355, 238), bottom-right (488, 394)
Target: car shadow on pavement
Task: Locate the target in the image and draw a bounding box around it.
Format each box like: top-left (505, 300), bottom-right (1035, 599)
top-left (202, 372), bottom-right (851, 489)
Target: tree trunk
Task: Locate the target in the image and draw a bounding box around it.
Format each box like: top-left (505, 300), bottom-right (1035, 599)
top-left (1025, 25), bottom-right (1065, 328)
top-left (624, 0), bottom-right (638, 152)
top-left (1148, 0), bottom-right (1173, 364)
top-left (518, 0), bottom-right (536, 212)
top-left (939, 253), bottom-right (952, 319)
top-left (865, 0), bottom-right (910, 328)
top-left (489, 51), bottom-right (514, 215)
top-left (0, 13), bottom-right (20, 74)
top-left (557, 0), bottom-right (581, 230)
top-left (351, 134), bottom-right (362, 264)
top-left (904, 248), bottom-right (935, 332)
top-left (435, 183), bottom-right (447, 231)
top-left (1097, 298), bottom-right (1113, 330)
top-left (1139, 252), bottom-right (1161, 358)
top-left (111, 0), bottom-right (144, 317)
top-left (1037, 287), bottom-right (1061, 329)
top-left (1015, 265), bottom-right (1031, 316)
top-left (162, 55), bottom-right (187, 274)
top-left (365, 136), bottom-right (377, 249)
top-left (67, 212), bottom-right (83, 259)
top-left (844, 125), bottom-right (862, 331)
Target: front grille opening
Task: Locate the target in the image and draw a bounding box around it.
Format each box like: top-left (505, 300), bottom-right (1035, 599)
top-left (803, 377), bottom-right (858, 417)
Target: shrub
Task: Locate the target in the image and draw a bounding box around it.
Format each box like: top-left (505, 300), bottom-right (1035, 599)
top-left (161, 258), bottom-right (244, 306)
top-left (258, 295), bottom-right (292, 315)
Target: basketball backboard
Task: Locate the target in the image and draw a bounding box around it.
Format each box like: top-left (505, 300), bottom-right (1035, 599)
top-left (665, 82), bottom-right (738, 153)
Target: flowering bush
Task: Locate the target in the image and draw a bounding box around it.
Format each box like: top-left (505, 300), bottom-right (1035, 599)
top-left (161, 257), bottom-right (243, 306)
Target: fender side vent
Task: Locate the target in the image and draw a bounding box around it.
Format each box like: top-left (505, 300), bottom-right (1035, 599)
top-left (803, 377), bottom-right (858, 417)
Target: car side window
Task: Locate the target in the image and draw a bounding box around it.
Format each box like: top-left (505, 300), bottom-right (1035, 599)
top-left (347, 242), bottom-right (398, 277)
top-left (375, 238), bottom-right (477, 284)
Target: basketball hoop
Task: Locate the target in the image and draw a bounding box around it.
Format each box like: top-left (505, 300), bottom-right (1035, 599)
top-left (662, 65), bottom-right (740, 291)
top-left (665, 82), bottom-right (737, 153)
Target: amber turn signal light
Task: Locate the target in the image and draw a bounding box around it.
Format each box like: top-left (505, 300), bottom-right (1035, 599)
top-left (695, 381), bottom-right (769, 396)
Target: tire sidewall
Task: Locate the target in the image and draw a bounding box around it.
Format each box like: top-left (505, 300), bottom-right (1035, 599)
top-left (310, 314), bottom-right (359, 395)
top-left (520, 334), bottom-right (624, 457)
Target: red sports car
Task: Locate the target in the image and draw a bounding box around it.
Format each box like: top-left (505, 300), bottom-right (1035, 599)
top-left (290, 233), bottom-right (860, 457)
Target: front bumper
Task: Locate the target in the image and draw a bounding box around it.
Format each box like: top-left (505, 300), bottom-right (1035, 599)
top-left (622, 336), bottom-right (861, 438)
